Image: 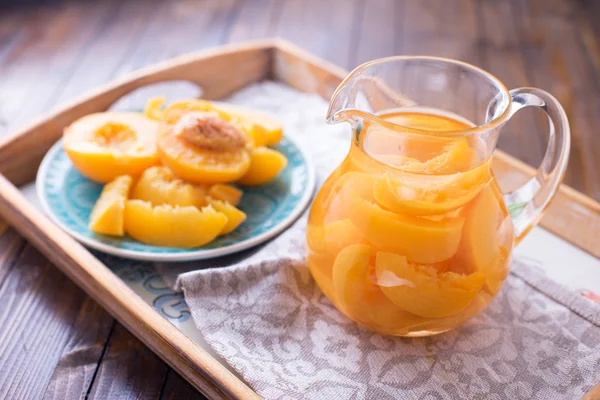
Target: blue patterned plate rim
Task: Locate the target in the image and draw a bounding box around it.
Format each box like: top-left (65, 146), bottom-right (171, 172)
top-left (36, 136), bottom-right (315, 262)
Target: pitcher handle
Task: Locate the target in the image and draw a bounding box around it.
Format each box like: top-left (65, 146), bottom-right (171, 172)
top-left (501, 88), bottom-right (570, 244)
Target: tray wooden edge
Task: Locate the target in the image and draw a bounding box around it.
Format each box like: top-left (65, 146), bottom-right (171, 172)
top-left (0, 38), bottom-right (597, 399)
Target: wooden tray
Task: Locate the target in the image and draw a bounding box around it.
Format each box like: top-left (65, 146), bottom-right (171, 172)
top-left (0, 39), bottom-right (599, 399)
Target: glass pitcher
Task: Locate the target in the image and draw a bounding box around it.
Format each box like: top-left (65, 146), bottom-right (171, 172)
top-left (306, 56), bottom-right (570, 337)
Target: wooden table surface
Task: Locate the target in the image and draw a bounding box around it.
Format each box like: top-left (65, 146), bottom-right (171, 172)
top-left (1, 0), bottom-right (599, 398)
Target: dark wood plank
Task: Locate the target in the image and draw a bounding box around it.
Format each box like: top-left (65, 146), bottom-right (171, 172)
top-left (401, 0), bottom-right (480, 63)
top-left (160, 369), bottom-right (208, 400)
top-left (0, 226), bottom-right (24, 285)
top-left (114, 0), bottom-right (238, 75)
top-left (352, 0), bottom-right (401, 67)
top-left (227, 0), bottom-right (281, 43)
top-left (273, 0), bottom-right (360, 68)
top-left (52, 0), bottom-right (161, 105)
top-left (510, 0), bottom-right (600, 199)
top-left (0, 0), bottom-right (119, 137)
top-left (476, 0), bottom-right (546, 171)
top-left (43, 300), bottom-right (114, 400)
top-left (0, 245), bottom-right (111, 399)
top-left (87, 323), bottom-right (169, 399)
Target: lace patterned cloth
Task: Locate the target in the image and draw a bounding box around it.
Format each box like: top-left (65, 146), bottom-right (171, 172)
top-left (176, 83), bottom-right (600, 400)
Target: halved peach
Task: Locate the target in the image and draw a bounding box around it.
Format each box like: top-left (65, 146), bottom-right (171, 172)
top-left (63, 112), bottom-right (160, 183)
top-left (458, 184), bottom-right (513, 293)
top-left (373, 163), bottom-right (491, 216)
top-left (212, 103), bottom-right (283, 146)
top-left (208, 184), bottom-right (243, 206)
top-left (157, 125), bottom-right (251, 184)
top-left (131, 166), bottom-right (207, 208)
top-left (208, 198), bottom-right (246, 235)
top-left (124, 200), bottom-right (227, 248)
top-left (88, 175), bottom-right (133, 236)
top-left (349, 198), bottom-right (464, 263)
top-left (236, 147), bottom-right (287, 186)
top-left (148, 98), bottom-right (269, 147)
top-left (375, 251), bottom-right (485, 318)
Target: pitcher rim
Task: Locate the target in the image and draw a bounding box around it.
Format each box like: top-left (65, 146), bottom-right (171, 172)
top-left (328, 55), bottom-right (512, 137)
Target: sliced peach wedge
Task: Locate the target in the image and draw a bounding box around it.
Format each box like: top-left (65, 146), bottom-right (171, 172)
top-left (458, 183), bottom-right (514, 293)
top-left (373, 162), bottom-right (491, 216)
top-left (348, 198), bottom-right (464, 264)
top-left (332, 244), bottom-right (428, 333)
top-left (208, 183), bottom-right (243, 207)
top-left (236, 147), bottom-right (287, 186)
top-left (130, 166), bottom-right (246, 237)
top-left (131, 166), bottom-right (208, 208)
top-left (63, 112), bottom-right (160, 183)
top-left (306, 219), bottom-right (365, 255)
top-left (88, 175), bottom-right (133, 236)
top-left (211, 102), bottom-right (284, 146)
top-left (375, 251), bottom-right (485, 318)
top-left (124, 200), bottom-right (227, 248)
top-left (208, 199), bottom-right (246, 235)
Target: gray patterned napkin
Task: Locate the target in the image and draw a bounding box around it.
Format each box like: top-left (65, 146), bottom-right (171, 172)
top-left (177, 215), bottom-right (600, 400)
top-left (175, 83), bottom-right (600, 399)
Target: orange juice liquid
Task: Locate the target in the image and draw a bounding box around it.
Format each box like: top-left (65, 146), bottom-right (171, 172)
top-left (306, 109), bottom-right (514, 336)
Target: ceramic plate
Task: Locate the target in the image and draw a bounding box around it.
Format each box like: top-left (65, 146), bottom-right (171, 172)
top-left (37, 137), bottom-right (315, 261)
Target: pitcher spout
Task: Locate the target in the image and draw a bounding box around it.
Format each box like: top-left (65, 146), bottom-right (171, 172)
top-left (327, 61), bottom-right (416, 125)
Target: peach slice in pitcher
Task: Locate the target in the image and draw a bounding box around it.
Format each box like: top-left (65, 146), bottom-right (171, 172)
top-left (236, 147), bottom-right (288, 186)
top-left (124, 200), bottom-right (227, 248)
top-left (375, 138), bottom-right (478, 175)
top-left (307, 251), bottom-right (337, 302)
top-left (332, 244), bottom-right (427, 333)
top-left (88, 175), bottom-right (133, 236)
top-left (63, 112), bottom-right (160, 183)
top-left (157, 112), bottom-right (251, 184)
top-left (306, 219), bottom-right (365, 255)
top-left (348, 198), bottom-right (464, 263)
top-left (375, 252), bottom-right (485, 318)
top-left (458, 184), bottom-right (514, 293)
top-left (373, 162), bottom-right (491, 216)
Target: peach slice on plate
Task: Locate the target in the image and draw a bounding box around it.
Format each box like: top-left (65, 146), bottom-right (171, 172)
top-left (63, 112), bottom-right (160, 183)
top-left (348, 198), bottom-right (464, 263)
top-left (375, 251), bottom-right (485, 318)
top-left (236, 147), bottom-right (288, 186)
top-left (124, 200), bottom-right (227, 248)
top-left (131, 166), bottom-right (208, 208)
top-left (88, 175), bottom-right (133, 236)
top-left (208, 199), bottom-right (246, 235)
top-left (208, 183), bottom-right (243, 206)
top-left (212, 103), bottom-right (284, 146)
